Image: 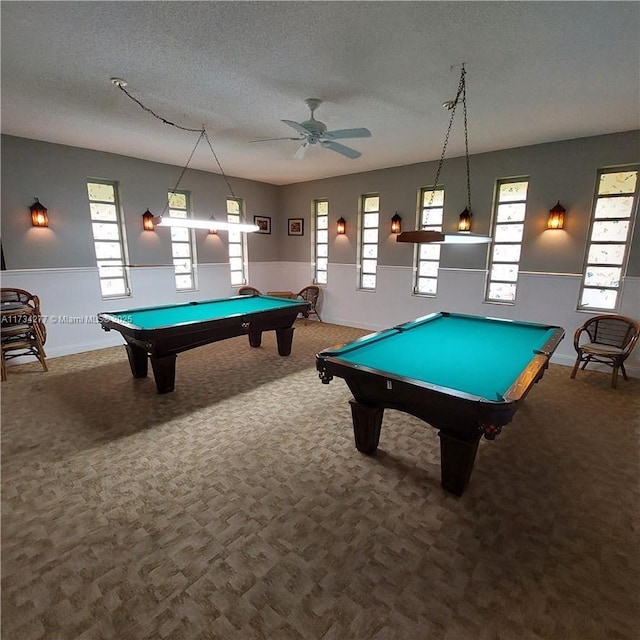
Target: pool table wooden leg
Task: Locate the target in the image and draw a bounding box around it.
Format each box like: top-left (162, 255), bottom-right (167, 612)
top-left (150, 355), bottom-right (177, 394)
top-left (349, 400), bottom-right (383, 454)
top-left (438, 431), bottom-right (481, 496)
top-left (248, 330), bottom-right (262, 348)
top-left (125, 343), bottom-right (149, 378)
top-left (275, 326), bottom-right (294, 356)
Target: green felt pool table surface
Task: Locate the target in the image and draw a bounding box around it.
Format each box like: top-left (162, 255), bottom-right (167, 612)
top-left (110, 295), bottom-right (305, 330)
top-left (326, 313), bottom-right (559, 400)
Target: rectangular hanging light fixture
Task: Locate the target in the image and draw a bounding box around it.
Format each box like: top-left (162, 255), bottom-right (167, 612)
top-left (396, 230), bottom-right (491, 244)
top-left (154, 216), bottom-right (259, 233)
top-left (396, 64), bottom-right (491, 246)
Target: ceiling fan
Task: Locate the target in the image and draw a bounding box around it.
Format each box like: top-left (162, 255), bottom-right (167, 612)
top-left (251, 98), bottom-right (371, 159)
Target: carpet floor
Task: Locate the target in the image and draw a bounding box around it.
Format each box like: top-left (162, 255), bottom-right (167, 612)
top-left (2, 320), bottom-right (639, 640)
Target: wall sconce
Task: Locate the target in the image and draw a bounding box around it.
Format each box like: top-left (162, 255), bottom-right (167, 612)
top-left (142, 209), bottom-right (155, 231)
top-left (458, 208), bottom-right (472, 231)
top-left (336, 217), bottom-right (346, 235)
top-left (30, 198), bottom-right (49, 227)
top-left (391, 212), bottom-right (402, 234)
top-left (547, 202), bottom-right (566, 229)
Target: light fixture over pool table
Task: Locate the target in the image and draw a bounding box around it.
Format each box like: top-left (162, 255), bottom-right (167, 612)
top-left (396, 230), bottom-right (491, 244)
top-left (397, 63), bottom-right (491, 246)
top-left (154, 216), bottom-right (259, 233)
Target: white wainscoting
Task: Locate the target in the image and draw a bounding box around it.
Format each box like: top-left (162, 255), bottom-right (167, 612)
top-left (246, 261), bottom-right (315, 296)
top-left (3, 264), bottom-right (639, 377)
top-left (1, 263), bottom-right (236, 358)
top-left (318, 264), bottom-right (640, 377)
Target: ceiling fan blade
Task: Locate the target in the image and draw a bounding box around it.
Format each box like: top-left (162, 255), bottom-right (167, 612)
top-left (323, 127), bottom-right (372, 140)
top-left (249, 136), bottom-right (304, 143)
top-left (293, 142), bottom-right (309, 160)
top-left (320, 140), bottom-right (361, 159)
top-left (281, 119), bottom-right (311, 136)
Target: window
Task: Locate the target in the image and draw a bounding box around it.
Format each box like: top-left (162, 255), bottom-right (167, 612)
top-left (578, 167), bottom-right (638, 311)
top-left (359, 195), bottom-right (380, 290)
top-left (227, 197), bottom-right (247, 287)
top-left (168, 190), bottom-right (197, 291)
top-left (485, 179), bottom-right (529, 303)
top-left (415, 187), bottom-right (444, 295)
top-left (86, 180), bottom-right (130, 298)
top-left (314, 199), bottom-right (329, 285)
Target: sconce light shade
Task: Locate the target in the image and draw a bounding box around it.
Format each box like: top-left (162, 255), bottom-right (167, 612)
top-left (391, 212), bottom-right (402, 234)
top-left (209, 216), bottom-right (218, 235)
top-left (548, 202), bottom-right (566, 229)
top-left (337, 217), bottom-right (346, 235)
top-left (142, 209), bottom-right (155, 231)
top-left (458, 208), bottom-right (472, 232)
top-left (30, 198), bottom-right (49, 227)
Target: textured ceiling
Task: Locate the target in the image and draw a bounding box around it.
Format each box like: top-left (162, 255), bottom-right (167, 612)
top-left (2, 1), bottom-right (639, 186)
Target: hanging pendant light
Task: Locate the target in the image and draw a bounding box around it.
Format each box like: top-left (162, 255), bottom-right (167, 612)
top-left (112, 80), bottom-right (259, 234)
top-left (397, 64), bottom-right (491, 245)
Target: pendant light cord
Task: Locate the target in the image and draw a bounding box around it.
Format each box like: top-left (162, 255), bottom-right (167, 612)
top-left (113, 80), bottom-right (242, 216)
top-left (461, 66), bottom-right (472, 212)
top-left (427, 64), bottom-right (471, 212)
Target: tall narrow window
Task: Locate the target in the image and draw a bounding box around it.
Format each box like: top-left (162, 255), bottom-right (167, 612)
top-left (485, 179), bottom-right (529, 303)
top-left (86, 180), bottom-right (130, 298)
top-left (168, 190), bottom-right (197, 291)
top-left (578, 167), bottom-right (638, 311)
top-left (227, 197), bottom-right (247, 287)
top-left (414, 187), bottom-right (444, 295)
top-left (314, 199), bottom-right (329, 285)
top-left (359, 195), bottom-right (380, 290)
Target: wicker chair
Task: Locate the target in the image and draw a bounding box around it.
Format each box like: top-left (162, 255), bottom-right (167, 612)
top-left (1, 288), bottom-right (48, 381)
top-left (238, 286), bottom-right (261, 296)
top-left (296, 285), bottom-right (321, 322)
top-left (570, 314), bottom-right (640, 388)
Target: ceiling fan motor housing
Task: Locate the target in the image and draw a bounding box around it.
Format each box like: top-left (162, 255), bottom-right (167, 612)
top-left (300, 118), bottom-right (327, 139)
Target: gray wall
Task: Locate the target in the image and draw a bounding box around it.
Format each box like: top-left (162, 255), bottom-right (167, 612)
top-left (2, 131), bottom-right (639, 276)
top-left (1, 135), bottom-right (281, 270)
top-left (278, 130), bottom-right (640, 275)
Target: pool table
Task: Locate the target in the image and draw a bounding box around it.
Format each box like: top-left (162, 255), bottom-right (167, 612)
top-left (98, 294), bottom-right (310, 394)
top-left (316, 312), bottom-right (564, 495)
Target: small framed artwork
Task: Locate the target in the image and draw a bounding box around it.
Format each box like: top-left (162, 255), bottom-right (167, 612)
top-left (288, 218), bottom-right (304, 236)
top-left (254, 215), bottom-right (271, 234)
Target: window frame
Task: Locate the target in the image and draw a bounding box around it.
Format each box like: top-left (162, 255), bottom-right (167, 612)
top-left (86, 178), bottom-right (131, 299)
top-left (227, 197), bottom-right (248, 288)
top-left (314, 199), bottom-right (329, 286)
top-left (358, 194), bottom-right (380, 291)
top-left (577, 165), bottom-right (639, 312)
top-left (413, 186), bottom-right (445, 296)
top-left (484, 177), bottom-right (530, 304)
top-left (167, 189), bottom-right (198, 292)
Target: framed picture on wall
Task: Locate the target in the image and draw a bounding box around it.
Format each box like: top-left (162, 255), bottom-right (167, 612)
top-left (288, 218), bottom-right (304, 236)
top-left (254, 216), bottom-right (271, 234)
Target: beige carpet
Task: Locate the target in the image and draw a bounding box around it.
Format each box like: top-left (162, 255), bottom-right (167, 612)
top-left (2, 320), bottom-right (639, 640)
